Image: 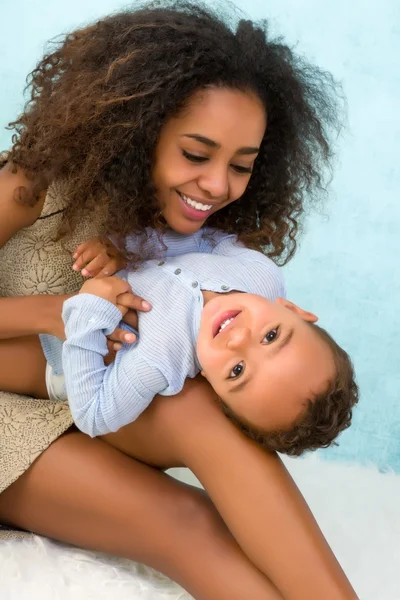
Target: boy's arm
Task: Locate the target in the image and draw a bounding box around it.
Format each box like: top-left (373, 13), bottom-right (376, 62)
top-left (62, 293), bottom-right (167, 437)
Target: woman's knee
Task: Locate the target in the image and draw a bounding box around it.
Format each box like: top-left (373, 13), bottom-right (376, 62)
top-left (165, 478), bottom-right (227, 538)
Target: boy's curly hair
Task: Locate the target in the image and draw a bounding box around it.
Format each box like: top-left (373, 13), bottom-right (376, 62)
top-left (6, 0), bottom-right (343, 265)
top-left (220, 324), bottom-right (359, 456)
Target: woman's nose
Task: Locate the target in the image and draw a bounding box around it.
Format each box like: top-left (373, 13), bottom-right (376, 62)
top-left (198, 163), bottom-right (229, 199)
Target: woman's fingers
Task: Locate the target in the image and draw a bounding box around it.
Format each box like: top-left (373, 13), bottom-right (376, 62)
top-left (118, 292), bottom-right (151, 312)
top-left (107, 327), bottom-right (136, 346)
top-left (104, 345), bottom-right (118, 365)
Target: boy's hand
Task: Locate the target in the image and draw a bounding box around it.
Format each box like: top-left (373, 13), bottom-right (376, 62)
top-left (79, 276), bottom-right (132, 314)
top-left (79, 276), bottom-right (152, 352)
top-left (72, 236), bottom-right (126, 277)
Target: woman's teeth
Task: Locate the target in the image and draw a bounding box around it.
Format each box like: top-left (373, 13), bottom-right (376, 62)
top-left (218, 317), bottom-right (234, 334)
top-left (181, 193), bottom-right (212, 212)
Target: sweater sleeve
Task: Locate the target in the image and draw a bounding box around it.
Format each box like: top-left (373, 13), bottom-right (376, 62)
top-left (62, 294), bottom-right (168, 437)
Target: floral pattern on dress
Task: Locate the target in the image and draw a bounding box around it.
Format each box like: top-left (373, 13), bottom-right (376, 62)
top-left (0, 394), bottom-right (73, 497)
top-left (0, 181), bottom-right (103, 539)
top-left (18, 232), bottom-right (55, 265)
top-left (23, 265), bottom-right (66, 295)
top-left (29, 402), bottom-right (69, 426)
top-left (0, 405), bottom-right (27, 436)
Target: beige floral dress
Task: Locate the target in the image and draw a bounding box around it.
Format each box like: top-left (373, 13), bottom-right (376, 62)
top-left (0, 183), bottom-right (103, 539)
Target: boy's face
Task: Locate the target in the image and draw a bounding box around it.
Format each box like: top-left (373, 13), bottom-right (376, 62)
top-left (197, 294), bottom-right (335, 431)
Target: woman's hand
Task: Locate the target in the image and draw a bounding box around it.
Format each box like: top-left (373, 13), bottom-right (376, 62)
top-left (72, 236), bottom-right (126, 278)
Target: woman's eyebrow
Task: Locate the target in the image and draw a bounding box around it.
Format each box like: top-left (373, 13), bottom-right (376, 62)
top-left (181, 133), bottom-right (260, 155)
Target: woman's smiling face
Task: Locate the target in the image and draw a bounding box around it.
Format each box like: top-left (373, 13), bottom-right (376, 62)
top-left (152, 87), bottom-right (267, 235)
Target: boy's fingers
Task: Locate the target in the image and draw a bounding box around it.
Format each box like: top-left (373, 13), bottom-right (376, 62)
top-left (72, 248), bottom-right (99, 272)
top-left (72, 254), bottom-right (88, 271)
top-left (81, 254), bottom-right (108, 277)
top-left (98, 257), bottom-right (120, 277)
top-left (73, 240), bottom-right (90, 259)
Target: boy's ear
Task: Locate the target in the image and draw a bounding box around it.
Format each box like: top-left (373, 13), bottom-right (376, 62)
top-left (275, 297), bottom-right (318, 323)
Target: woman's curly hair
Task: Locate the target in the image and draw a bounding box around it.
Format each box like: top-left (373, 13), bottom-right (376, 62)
top-left (5, 0), bottom-right (343, 264)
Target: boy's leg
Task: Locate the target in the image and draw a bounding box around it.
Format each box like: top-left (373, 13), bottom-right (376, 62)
top-left (0, 335), bottom-right (48, 398)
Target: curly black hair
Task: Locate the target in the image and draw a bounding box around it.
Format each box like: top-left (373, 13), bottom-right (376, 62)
top-left (5, 0), bottom-right (343, 264)
top-left (220, 324), bottom-right (359, 456)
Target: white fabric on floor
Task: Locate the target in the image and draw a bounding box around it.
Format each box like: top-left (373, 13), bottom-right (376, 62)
top-left (1, 455), bottom-right (399, 600)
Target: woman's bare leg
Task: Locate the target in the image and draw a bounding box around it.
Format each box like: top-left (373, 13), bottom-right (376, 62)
top-left (103, 378), bottom-right (358, 600)
top-left (0, 335), bottom-right (47, 398)
top-left (0, 429), bottom-right (283, 600)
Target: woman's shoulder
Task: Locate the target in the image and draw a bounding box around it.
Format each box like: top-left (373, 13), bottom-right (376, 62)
top-left (40, 181), bottom-right (69, 217)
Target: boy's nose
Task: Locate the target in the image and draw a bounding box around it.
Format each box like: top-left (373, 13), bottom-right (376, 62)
top-left (226, 327), bottom-right (251, 350)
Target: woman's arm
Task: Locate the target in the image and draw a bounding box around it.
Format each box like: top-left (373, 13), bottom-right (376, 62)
top-left (0, 161), bottom-right (46, 247)
top-left (105, 378), bottom-right (358, 600)
top-left (0, 161), bottom-right (69, 338)
top-left (0, 162), bottom-right (147, 342)
top-left (0, 294), bottom-right (72, 339)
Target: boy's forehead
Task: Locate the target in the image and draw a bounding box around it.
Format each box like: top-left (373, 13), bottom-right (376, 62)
top-left (231, 345), bottom-right (335, 431)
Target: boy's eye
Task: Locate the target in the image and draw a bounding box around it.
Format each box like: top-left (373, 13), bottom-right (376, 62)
top-left (182, 150), bottom-right (207, 163)
top-left (263, 328), bottom-right (279, 344)
top-left (228, 361), bottom-right (245, 379)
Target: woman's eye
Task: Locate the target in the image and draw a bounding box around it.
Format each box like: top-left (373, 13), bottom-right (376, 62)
top-left (182, 150), bottom-right (207, 163)
top-left (228, 361), bottom-right (245, 379)
top-left (231, 164), bottom-right (253, 174)
top-left (263, 328), bottom-right (279, 344)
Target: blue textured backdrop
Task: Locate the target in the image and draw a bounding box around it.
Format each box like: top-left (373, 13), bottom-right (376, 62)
top-left (1, 1), bottom-right (399, 469)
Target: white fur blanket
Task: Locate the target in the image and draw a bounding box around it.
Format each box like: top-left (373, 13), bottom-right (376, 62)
top-left (1, 455), bottom-right (399, 600)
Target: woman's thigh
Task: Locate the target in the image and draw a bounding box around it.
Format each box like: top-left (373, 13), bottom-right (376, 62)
top-left (0, 429), bottom-right (282, 600)
top-left (0, 335), bottom-right (47, 398)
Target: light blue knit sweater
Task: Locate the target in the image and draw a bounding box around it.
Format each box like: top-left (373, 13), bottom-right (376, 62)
top-left (41, 229), bottom-right (285, 436)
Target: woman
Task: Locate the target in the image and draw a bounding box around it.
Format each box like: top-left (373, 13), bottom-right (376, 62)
top-left (0, 3), bottom-right (357, 599)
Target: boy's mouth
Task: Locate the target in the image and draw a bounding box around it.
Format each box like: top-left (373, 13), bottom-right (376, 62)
top-left (212, 310), bottom-right (241, 338)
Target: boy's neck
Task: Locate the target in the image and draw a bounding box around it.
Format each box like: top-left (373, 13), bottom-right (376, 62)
top-left (202, 289), bottom-right (240, 305)
top-left (201, 290), bottom-right (220, 306)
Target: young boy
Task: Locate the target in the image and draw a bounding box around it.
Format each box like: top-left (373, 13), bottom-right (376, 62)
top-left (1, 229), bottom-right (358, 456)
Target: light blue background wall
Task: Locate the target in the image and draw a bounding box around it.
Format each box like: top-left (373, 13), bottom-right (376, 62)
top-left (1, 1), bottom-right (399, 469)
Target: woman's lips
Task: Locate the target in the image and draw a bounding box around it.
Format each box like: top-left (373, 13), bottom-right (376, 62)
top-left (177, 191), bottom-right (214, 221)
